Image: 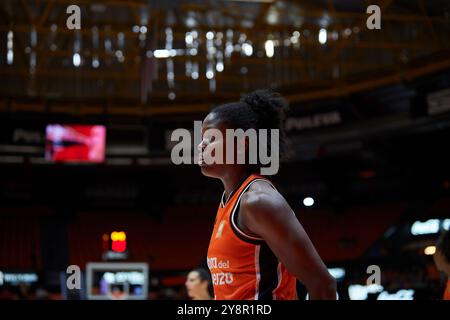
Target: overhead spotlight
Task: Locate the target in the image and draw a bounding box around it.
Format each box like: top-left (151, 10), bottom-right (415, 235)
top-left (186, 17), bottom-right (197, 28)
top-left (140, 26), bottom-right (147, 34)
top-left (115, 50), bottom-right (123, 59)
top-left (242, 43), bottom-right (253, 56)
top-left (132, 25), bottom-right (140, 33)
top-left (424, 246), bottom-right (436, 256)
top-left (303, 197), bottom-right (314, 207)
top-left (7, 30), bottom-right (13, 65)
top-left (73, 53), bottom-right (81, 67)
top-left (343, 28), bottom-right (352, 37)
top-left (208, 46), bottom-right (217, 55)
top-left (92, 57), bottom-right (100, 68)
top-left (185, 61), bottom-right (192, 76)
top-left (206, 70), bottom-right (214, 79)
top-left (7, 50), bottom-right (13, 65)
top-left (185, 32), bottom-right (193, 44)
top-left (117, 32), bottom-right (125, 47)
top-left (319, 28), bottom-right (327, 44)
top-left (225, 44), bottom-right (234, 57)
top-left (209, 78), bottom-right (216, 93)
top-left (153, 49), bottom-right (170, 58)
top-left (264, 40), bottom-right (274, 58)
top-left (290, 36), bottom-right (298, 44)
top-left (216, 61), bottom-right (224, 72)
top-left (266, 8), bottom-right (279, 25)
top-left (104, 38), bottom-right (112, 53)
top-left (206, 31), bottom-right (214, 40)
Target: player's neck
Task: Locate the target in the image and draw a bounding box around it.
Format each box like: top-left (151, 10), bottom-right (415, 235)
top-left (222, 169), bottom-right (250, 201)
top-left (194, 292), bottom-right (212, 300)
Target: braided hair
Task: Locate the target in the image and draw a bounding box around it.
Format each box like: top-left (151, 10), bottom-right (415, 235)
top-left (210, 89), bottom-right (288, 172)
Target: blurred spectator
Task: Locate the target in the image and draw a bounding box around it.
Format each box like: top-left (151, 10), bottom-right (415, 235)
top-left (17, 283), bottom-right (32, 300)
top-left (185, 268), bottom-right (213, 300)
top-left (35, 287), bottom-right (50, 300)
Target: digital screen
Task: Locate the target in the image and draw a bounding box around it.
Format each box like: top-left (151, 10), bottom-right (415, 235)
top-left (91, 270), bottom-right (145, 299)
top-left (45, 124), bottom-right (106, 163)
top-left (86, 263), bottom-right (148, 300)
top-left (0, 271), bottom-right (38, 286)
top-left (347, 284), bottom-right (415, 300)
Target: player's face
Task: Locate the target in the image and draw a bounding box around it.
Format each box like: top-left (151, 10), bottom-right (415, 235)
top-left (198, 112), bottom-right (229, 178)
top-left (185, 271), bottom-right (207, 299)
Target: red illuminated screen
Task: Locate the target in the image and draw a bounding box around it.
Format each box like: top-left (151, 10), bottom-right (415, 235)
top-left (45, 124), bottom-right (106, 162)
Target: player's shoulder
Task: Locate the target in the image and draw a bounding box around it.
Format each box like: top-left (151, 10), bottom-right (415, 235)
top-left (240, 179), bottom-right (284, 215)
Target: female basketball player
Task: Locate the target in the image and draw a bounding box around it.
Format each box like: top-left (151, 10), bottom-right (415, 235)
top-left (185, 268), bottom-right (213, 300)
top-left (198, 89), bottom-right (336, 300)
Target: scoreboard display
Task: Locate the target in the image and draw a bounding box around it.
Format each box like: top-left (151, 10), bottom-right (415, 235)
top-left (86, 262), bottom-right (149, 300)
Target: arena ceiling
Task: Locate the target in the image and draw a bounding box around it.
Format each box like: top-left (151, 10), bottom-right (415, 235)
top-left (0, 0), bottom-right (449, 115)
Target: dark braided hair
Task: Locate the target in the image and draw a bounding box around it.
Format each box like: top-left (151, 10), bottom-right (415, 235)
top-left (210, 89), bottom-right (288, 171)
top-left (437, 230), bottom-right (450, 263)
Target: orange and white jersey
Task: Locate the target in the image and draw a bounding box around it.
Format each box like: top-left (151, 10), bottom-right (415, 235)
top-left (444, 279), bottom-right (450, 300)
top-left (207, 173), bottom-right (297, 300)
